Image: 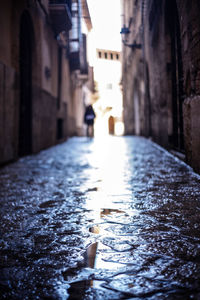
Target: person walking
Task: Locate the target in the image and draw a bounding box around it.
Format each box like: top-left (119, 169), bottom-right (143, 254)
top-left (84, 105), bottom-right (96, 137)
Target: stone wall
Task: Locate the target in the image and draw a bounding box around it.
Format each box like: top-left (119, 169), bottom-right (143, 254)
top-left (0, 0), bottom-right (73, 165)
top-left (177, 0), bottom-right (200, 172)
top-left (32, 87), bottom-right (57, 153)
top-left (122, 0), bottom-right (200, 173)
top-left (122, 0), bottom-right (143, 136)
top-left (0, 62), bottom-right (18, 164)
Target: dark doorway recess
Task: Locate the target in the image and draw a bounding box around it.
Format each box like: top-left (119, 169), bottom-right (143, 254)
top-left (19, 11), bottom-right (34, 156)
top-left (57, 118), bottom-right (64, 140)
top-left (166, 1), bottom-right (184, 152)
top-left (57, 47), bottom-right (62, 110)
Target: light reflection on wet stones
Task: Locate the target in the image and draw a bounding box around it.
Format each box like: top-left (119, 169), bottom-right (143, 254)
top-left (0, 137), bottom-right (200, 299)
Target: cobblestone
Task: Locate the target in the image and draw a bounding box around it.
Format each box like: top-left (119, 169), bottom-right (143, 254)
top-left (0, 136), bottom-right (200, 299)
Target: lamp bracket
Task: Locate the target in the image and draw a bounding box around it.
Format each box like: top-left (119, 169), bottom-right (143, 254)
top-left (122, 40), bottom-right (142, 49)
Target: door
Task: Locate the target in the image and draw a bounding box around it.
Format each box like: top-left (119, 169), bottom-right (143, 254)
top-left (19, 11), bottom-right (33, 156)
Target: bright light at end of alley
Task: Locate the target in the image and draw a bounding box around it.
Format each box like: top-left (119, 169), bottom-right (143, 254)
top-left (87, 0), bottom-right (124, 137)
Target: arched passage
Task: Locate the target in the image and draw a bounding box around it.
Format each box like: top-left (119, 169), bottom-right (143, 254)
top-left (18, 11), bottom-right (34, 156)
top-left (165, 0), bottom-right (184, 151)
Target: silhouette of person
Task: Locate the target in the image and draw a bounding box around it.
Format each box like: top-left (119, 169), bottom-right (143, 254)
top-left (84, 105), bottom-right (96, 137)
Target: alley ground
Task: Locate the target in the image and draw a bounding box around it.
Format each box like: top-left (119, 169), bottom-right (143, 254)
top-left (0, 136), bottom-right (200, 299)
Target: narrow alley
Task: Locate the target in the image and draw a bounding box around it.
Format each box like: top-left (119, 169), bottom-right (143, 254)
top-left (0, 136), bottom-right (200, 299)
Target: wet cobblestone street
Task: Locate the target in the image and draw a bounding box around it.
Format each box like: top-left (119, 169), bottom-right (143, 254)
top-left (0, 136), bottom-right (200, 299)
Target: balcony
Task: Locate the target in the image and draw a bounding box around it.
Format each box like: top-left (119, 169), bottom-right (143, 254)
top-left (80, 33), bottom-right (88, 75)
top-left (69, 34), bottom-right (88, 75)
top-left (49, 0), bottom-right (72, 36)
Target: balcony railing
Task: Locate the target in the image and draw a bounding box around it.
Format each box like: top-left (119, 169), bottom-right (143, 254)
top-left (49, 0), bottom-right (72, 13)
top-left (69, 33), bottom-right (88, 75)
top-left (49, 0), bottom-right (72, 36)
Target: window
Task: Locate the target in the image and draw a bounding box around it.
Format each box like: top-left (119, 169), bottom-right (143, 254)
top-left (98, 51), bottom-right (102, 58)
top-left (110, 53), bottom-right (113, 60)
top-left (104, 52), bottom-right (107, 59)
top-left (116, 53), bottom-right (119, 60)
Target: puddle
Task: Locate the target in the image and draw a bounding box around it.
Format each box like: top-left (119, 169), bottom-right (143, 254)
top-left (89, 208), bottom-right (125, 234)
top-left (67, 242), bottom-right (126, 298)
top-left (86, 208), bottom-right (129, 272)
top-left (67, 279), bottom-right (106, 299)
top-left (100, 208), bottom-right (125, 217)
top-left (85, 242), bottom-right (126, 270)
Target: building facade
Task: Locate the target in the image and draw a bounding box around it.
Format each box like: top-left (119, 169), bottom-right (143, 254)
top-left (0, 0), bottom-right (93, 165)
top-left (93, 48), bottom-right (123, 136)
top-left (121, 0), bottom-right (200, 173)
top-left (68, 0), bottom-right (93, 136)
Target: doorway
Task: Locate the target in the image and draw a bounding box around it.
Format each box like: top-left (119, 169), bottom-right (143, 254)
top-left (19, 11), bottom-right (33, 156)
top-left (108, 116), bottom-right (115, 135)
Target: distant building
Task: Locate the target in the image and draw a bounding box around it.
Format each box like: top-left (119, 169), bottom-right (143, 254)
top-left (93, 48), bottom-right (123, 136)
top-left (0, 0), bottom-right (93, 165)
top-left (121, 0), bottom-right (200, 173)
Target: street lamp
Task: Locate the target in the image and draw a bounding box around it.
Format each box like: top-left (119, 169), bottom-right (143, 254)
top-left (120, 25), bottom-right (142, 49)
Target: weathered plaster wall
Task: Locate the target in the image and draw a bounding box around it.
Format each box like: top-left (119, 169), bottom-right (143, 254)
top-left (0, 1), bottom-right (18, 164)
top-left (0, 0), bottom-right (72, 164)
